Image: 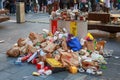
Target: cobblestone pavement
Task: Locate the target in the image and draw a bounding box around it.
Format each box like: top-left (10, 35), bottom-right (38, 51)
top-left (0, 13), bottom-right (120, 80)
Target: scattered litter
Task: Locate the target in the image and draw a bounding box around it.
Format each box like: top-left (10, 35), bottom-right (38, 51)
top-left (100, 65), bottom-right (107, 70)
top-left (114, 56), bottom-right (119, 59)
top-left (78, 68), bottom-right (85, 73)
top-left (96, 71), bottom-right (103, 75)
top-left (32, 72), bottom-right (40, 76)
top-left (44, 70), bottom-right (52, 75)
top-left (0, 40), bottom-right (5, 43)
top-left (103, 49), bottom-right (113, 57)
top-left (14, 58), bottom-right (22, 65)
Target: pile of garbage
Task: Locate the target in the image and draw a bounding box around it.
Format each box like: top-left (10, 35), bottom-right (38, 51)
top-left (50, 9), bottom-right (87, 21)
top-left (6, 28), bottom-right (110, 76)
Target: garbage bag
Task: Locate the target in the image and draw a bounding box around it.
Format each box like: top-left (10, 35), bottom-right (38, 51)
top-left (67, 37), bottom-right (82, 51)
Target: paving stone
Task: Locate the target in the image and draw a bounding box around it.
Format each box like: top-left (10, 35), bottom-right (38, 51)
top-left (64, 73), bottom-right (87, 80)
top-left (0, 71), bottom-right (11, 80)
top-left (51, 71), bottom-right (69, 79)
top-left (45, 75), bottom-right (62, 80)
top-left (8, 65), bottom-right (37, 80)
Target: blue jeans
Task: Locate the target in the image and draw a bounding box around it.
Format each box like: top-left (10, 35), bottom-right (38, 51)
top-left (118, 2), bottom-right (120, 10)
top-left (10, 3), bottom-right (16, 14)
top-left (25, 5), bottom-right (30, 13)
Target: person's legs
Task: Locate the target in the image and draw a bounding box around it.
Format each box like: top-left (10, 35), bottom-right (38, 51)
top-left (11, 4), bottom-right (15, 14)
top-left (74, 4), bottom-right (78, 9)
top-left (59, 2), bottom-right (63, 9)
top-left (110, 2), bottom-right (113, 10)
top-left (0, 0), bottom-right (2, 9)
top-left (39, 2), bottom-right (42, 11)
top-left (118, 2), bottom-right (120, 10)
top-left (26, 4), bottom-right (30, 13)
top-left (47, 4), bottom-right (52, 14)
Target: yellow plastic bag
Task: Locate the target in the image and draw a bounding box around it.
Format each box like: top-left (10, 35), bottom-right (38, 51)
top-left (46, 58), bottom-right (63, 67)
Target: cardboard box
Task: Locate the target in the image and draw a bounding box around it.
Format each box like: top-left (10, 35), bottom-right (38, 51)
top-left (57, 20), bottom-right (88, 39)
